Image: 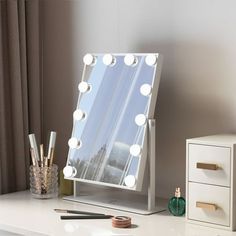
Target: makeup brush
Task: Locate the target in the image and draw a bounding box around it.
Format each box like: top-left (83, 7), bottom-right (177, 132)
top-left (54, 209), bottom-right (106, 216)
top-left (47, 131), bottom-right (56, 165)
top-left (60, 215), bottom-right (113, 220)
top-left (40, 144), bottom-right (44, 167)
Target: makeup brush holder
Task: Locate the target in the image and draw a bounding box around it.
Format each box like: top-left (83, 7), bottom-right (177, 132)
top-left (29, 164), bottom-right (58, 199)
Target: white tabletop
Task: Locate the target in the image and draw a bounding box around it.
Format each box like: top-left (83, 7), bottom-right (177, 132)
top-left (0, 191), bottom-right (236, 236)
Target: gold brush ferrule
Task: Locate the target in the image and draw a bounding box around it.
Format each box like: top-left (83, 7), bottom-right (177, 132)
top-left (54, 209), bottom-right (68, 213)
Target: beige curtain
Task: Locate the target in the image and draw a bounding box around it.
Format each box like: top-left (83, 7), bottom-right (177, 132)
top-left (0, 0), bottom-right (42, 194)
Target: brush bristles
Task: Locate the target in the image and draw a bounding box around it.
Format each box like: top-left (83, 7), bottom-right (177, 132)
top-left (54, 209), bottom-right (68, 213)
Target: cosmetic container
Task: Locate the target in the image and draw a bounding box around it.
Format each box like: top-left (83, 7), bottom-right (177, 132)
top-left (30, 164), bottom-right (58, 199)
top-left (168, 187), bottom-right (185, 216)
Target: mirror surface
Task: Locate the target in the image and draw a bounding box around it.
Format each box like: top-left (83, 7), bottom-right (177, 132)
top-left (66, 54), bottom-right (161, 190)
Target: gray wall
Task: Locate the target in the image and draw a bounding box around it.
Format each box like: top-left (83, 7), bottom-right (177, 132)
top-left (42, 0), bottom-right (236, 198)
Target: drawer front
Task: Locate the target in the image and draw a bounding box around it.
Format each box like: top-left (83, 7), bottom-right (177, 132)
top-left (188, 182), bottom-right (230, 226)
top-left (188, 144), bottom-right (231, 187)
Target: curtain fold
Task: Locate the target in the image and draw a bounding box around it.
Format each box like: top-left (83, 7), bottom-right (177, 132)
top-left (0, 0), bottom-right (42, 194)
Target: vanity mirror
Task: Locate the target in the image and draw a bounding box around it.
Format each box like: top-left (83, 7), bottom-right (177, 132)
top-left (63, 53), bottom-right (163, 213)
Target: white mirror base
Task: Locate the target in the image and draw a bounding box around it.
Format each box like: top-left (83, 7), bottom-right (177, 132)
top-left (63, 192), bottom-right (166, 215)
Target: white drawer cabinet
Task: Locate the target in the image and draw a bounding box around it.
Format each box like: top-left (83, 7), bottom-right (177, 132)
top-left (186, 134), bottom-right (236, 231)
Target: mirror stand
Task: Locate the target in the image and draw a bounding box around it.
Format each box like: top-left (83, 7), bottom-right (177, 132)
top-left (63, 119), bottom-right (166, 215)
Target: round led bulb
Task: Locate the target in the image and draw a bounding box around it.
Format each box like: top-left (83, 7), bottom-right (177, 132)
top-left (135, 114), bottom-right (147, 126)
top-left (124, 54), bottom-right (138, 66)
top-left (145, 54), bottom-right (158, 66)
top-left (129, 144), bottom-right (142, 156)
top-left (68, 137), bottom-right (81, 149)
top-left (124, 175), bottom-right (136, 188)
top-left (103, 54), bottom-right (116, 66)
top-left (73, 109), bottom-right (86, 121)
top-left (140, 84), bottom-right (152, 96)
top-left (63, 166), bottom-right (77, 178)
top-left (83, 54), bottom-right (96, 66)
top-left (78, 81), bottom-right (90, 93)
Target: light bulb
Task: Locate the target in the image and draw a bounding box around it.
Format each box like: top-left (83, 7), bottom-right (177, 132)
top-left (68, 137), bottom-right (81, 149)
top-left (145, 54), bottom-right (158, 66)
top-left (140, 84), bottom-right (152, 96)
top-left (73, 109), bottom-right (86, 121)
top-left (83, 54), bottom-right (96, 66)
top-left (124, 175), bottom-right (136, 188)
top-left (78, 81), bottom-right (90, 93)
top-left (124, 54), bottom-right (138, 66)
top-left (135, 114), bottom-right (147, 126)
top-left (130, 144), bottom-right (142, 156)
top-left (103, 54), bottom-right (116, 66)
top-left (63, 166), bottom-right (77, 178)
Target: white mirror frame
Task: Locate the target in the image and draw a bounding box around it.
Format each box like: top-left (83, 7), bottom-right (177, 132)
top-left (64, 53), bottom-right (163, 191)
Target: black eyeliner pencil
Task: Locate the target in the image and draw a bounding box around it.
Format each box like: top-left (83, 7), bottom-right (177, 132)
top-left (60, 215), bottom-right (113, 220)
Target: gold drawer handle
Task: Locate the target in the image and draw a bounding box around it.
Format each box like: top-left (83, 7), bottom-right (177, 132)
top-left (196, 201), bottom-right (218, 211)
top-left (196, 162), bottom-right (218, 170)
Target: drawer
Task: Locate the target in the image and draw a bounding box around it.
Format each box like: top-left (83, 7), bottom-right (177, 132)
top-left (188, 144), bottom-right (231, 187)
top-left (188, 182), bottom-right (230, 226)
